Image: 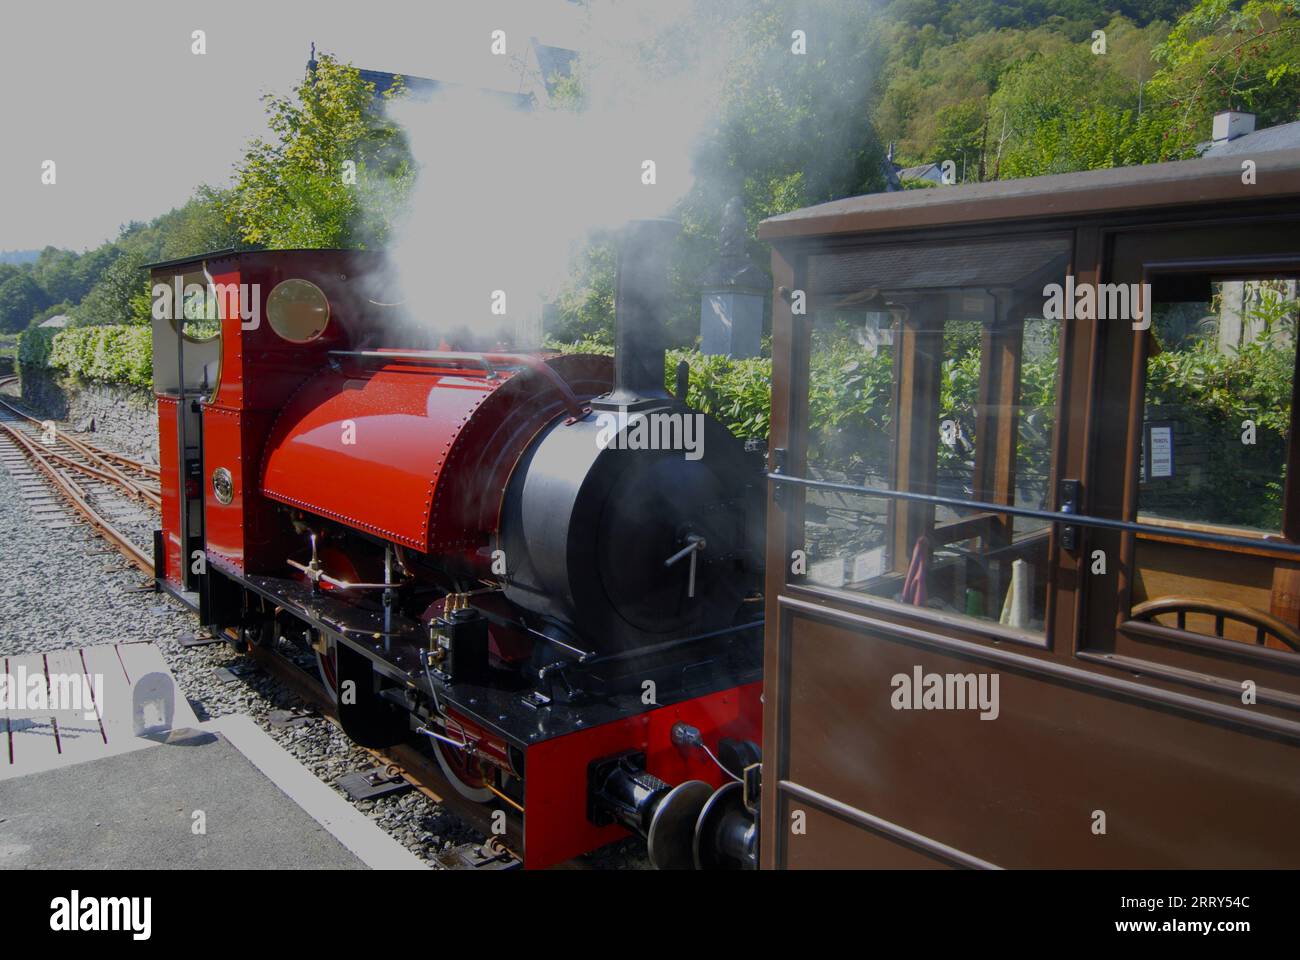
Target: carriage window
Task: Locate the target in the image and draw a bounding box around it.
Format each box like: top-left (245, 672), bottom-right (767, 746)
top-left (1139, 277), bottom-right (1298, 534)
top-left (797, 235), bottom-right (1070, 638)
top-left (1130, 274), bottom-right (1299, 655)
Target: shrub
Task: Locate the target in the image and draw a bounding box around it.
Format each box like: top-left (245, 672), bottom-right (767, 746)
top-left (1145, 337), bottom-right (1293, 528)
top-left (18, 323), bottom-right (152, 390)
top-left (547, 337), bottom-right (775, 441)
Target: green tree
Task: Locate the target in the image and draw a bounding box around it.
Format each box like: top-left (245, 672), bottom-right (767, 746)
top-left (225, 53), bottom-right (414, 249)
top-left (71, 247), bottom-right (151, 325)
top-left (31, 247), bottom-right (88, 304)
top-left (0, 274), bottom-right (48, 333)
top-left (154, 189), bottom-right (247, 261)
top-left (932, 100), bottom-right (988, 181)
top-left (987, 42), bottom-right (1168, 176)
top-left (1147, 0), bottom-right (1300, 153)
top-left (552, 233), bottom-right (617, 344)
top-left (875, 25), bottom-right (1075, 165)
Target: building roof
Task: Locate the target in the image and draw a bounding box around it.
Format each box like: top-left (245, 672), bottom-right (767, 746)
top-left (357, 67), bottom-right (443, 100)
top-left (38, 314), bottom-right (68, 328)
top-left (759, 149), bottom-right (1300, 242)
top-left (809, 233), bottom-right (1068, 295)
top-left (1200, 119), bottom-right (1300, 158)
top-left (898, 163), bottom-right (942, 181)
top-left (306, 50), bottom-right (534, 111)
top-left (529, 38), bottom-right (578, 97)
top-left (359, 67), bottom-right (533, 110)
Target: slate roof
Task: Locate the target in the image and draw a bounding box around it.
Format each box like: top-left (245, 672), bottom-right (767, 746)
top-left (1199, 120), bottom-right (1300, 158)
top-left (530, 38), bottom-right (578, 97)
top-left (898, 163), bottom-right (943, 182)
top-left (307, 52), bottom-right (533, 111)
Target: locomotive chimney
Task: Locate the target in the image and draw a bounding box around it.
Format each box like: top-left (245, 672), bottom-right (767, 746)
top-left (599, 218), bottom-right (682, 409)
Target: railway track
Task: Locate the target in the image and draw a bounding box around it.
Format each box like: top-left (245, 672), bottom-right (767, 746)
top-left (0, 377), bottom-right (158, 572)
top-left (0, 374), bottom-right (524, 868)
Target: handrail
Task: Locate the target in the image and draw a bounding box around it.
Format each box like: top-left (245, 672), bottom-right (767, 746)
top-left (769, 472), bottom-right (1300, 559)
top-left (329, 349), bottom-right (501, 373)
top-left (1129, 596), bottom-right (1300, 652)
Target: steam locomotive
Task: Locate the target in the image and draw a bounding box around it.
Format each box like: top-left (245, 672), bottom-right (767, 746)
top-left (149, 221), bottom-right (765, 869)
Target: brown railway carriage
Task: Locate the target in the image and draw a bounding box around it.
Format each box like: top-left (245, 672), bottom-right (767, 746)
top-left (758, 150), bottom-right (1300, 868)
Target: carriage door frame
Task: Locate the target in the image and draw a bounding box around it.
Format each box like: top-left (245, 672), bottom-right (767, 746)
top-left (760, 225), bottom-right (1094, 868)
top-left (1083, 213), bottom-right (1300, 680)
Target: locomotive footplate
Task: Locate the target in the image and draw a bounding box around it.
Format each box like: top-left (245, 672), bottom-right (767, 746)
top-left (218, 564), bottom-right (761, 751)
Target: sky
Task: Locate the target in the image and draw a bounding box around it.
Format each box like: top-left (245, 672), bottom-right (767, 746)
top-left (0, 0), bottom-right (606, 252)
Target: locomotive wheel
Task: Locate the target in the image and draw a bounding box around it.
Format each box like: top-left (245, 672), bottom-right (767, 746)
top-left (240, 618), bottom-right (275, 649)
top-left (432, 737), bottom-right (494, 803)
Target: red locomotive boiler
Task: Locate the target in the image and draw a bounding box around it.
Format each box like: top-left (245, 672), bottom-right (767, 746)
top-left (148, 221), bottom-right (765, 869)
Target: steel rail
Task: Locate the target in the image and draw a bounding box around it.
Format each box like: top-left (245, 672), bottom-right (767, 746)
top-left (55, 428), bottom-right (162, 492)
top-left (93, 447), bottom-right (161, 481)
top-left (0, 382), bottom-right (161, 497)
top-left (24, 439), bottom-right (160, 507)
top-left (0, 418), bottom-right (153, 573)
top-left (37, 418), bottom-right (160, 507)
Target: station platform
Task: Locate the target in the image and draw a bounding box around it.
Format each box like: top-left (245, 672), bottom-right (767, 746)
top-left (0, 643), bottom-right (424, 869)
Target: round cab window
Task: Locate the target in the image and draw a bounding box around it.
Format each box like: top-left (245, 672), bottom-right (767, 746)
top-left (267, 279), bottom-right (330, 343)
top-left (168, 283), bottom-right (221, 342)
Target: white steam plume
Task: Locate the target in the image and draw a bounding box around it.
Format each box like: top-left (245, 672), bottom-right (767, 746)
top-left (381, 0), bottom-right (735, 348)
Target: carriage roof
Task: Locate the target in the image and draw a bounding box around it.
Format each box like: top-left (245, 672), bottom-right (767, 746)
top-left (758, 149), bottom-right (1300, 242)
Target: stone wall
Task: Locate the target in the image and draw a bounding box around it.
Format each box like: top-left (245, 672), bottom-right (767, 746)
top-left (18, 365), bottom-right (157, 464)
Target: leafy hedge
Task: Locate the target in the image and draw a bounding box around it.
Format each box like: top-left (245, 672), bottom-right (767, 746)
top-left (18, 324), bottom-right (152, 389)
top-left (1146, 337), bottom-right (1292, 529)
top-left (671, 349), bottom-right (772, 440)
top-left (545, 337), bottom-right (775, 440)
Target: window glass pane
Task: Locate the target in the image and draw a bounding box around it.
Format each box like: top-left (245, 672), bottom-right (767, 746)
top-left (798, 236), bottom-right (1070, 637)
top-left (1133, 275), bottom-right (1299, 654)
top-left (1139, 278), bottom-right (1297, 533)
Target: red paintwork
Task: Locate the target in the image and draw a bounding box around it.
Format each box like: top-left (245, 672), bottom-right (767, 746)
top-left (259, 353), bottom-right (611, 555)
top-left (156, 396), bottom-right (182, 585)
top-left (203, 405), bottom-right (285, 572)
top-left (443, 708), bottom-right (516, 777)
top-left (152, 251), bottom-right (386, 575)
top-left (200, 253), bottom-right (377, 574)
top-left (522, 681), bottom-right (763, 869)
top-left (153, 249), bottom-right (610, 576)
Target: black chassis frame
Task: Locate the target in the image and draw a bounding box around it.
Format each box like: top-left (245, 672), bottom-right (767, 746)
top-left (189, 552), bottom-right (762, 754)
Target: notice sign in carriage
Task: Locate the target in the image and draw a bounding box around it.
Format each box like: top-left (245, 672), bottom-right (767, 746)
top-left (1144, 421), bottom-right (1175, 480)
